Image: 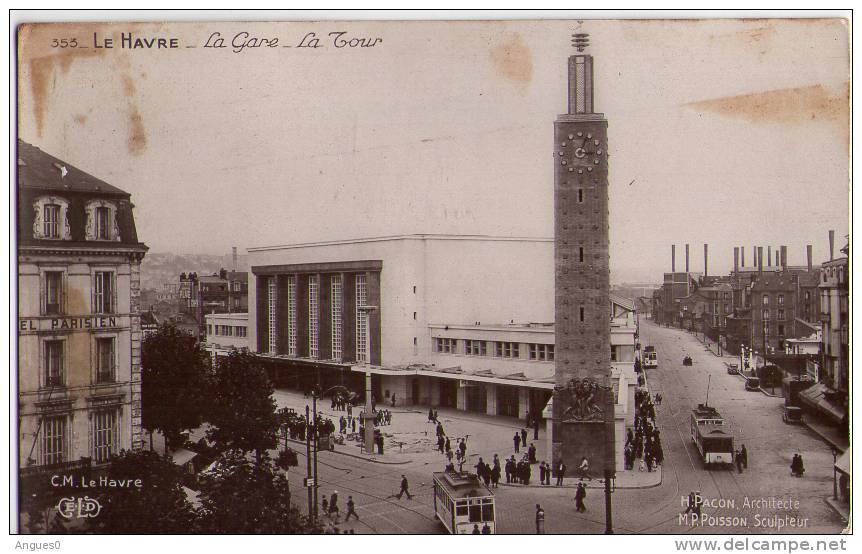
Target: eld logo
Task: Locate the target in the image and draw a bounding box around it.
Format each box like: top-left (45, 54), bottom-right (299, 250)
top-left (57, 496), bottom-right (102, 519)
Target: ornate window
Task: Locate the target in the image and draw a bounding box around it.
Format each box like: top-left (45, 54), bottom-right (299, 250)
top-left (95, 336), bottom-right (116, 384)
top-left (308, 275), bottom-right (319, 359)
top-left (85, 199), bottom-right (120, 241)
top-left (331, 276), bottom-right (343, 361)
top-left (287, 275), bottom-right (297, 356)
top-left (32, 196), bottom-right (71, 240)
top-left (43, 339), bottom-right (65, 388)
top-left (92, 408), bottom-right (119, 464)
top-left (40, 415), bottom-right (68, 466)
top-left (356, 274), bottom-right (368, 362)
top-left (93, 271), bottom-right (115, 314)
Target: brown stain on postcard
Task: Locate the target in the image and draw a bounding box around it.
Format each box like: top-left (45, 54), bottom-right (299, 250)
top-left (121, 73), bottom-right (147, 155)
top-left (20, 23), bottom-right (107, 137)
top-left (686, 83), bottom-right (849, 141)
top-left (19, 22), bottom-right (149, 155)
top-left (489, 33), bottom-right (533, 92)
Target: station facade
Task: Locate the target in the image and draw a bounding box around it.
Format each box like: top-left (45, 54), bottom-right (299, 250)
top-left (243, 234), bottom-right (637, 469)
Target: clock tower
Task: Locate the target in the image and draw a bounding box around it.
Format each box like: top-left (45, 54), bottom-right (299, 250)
top-left (552, 33), bottom-right (615, 482)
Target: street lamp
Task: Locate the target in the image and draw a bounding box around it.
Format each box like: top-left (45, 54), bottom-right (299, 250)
top-left (357, 305), bottom-right (378, 455)
top-left (831, 447), bottom-right (839, 500)
top-left (604, 469), bottom-right (615, 534)
top-left (305, 381), bottom-right (355, 523)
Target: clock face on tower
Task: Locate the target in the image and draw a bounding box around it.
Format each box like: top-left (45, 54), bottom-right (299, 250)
top-left (559, 130), bottom-right (605, 173)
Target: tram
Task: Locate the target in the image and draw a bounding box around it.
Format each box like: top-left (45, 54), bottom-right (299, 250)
top-left (690, 404), bottom-right (734, 467)
top-left (432, 469), bottom-right (496, 534)
top-left (643, 346), bottom-right (658, 369)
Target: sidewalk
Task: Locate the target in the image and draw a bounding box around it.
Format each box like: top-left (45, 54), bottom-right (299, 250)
top-left (802, 417), bottom-right (849, 452)
top-left (273, 387), bottom-right (530, 468)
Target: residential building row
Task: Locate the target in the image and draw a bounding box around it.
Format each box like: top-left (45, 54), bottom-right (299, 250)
top-left (17, 140), bottom-right (147, 474)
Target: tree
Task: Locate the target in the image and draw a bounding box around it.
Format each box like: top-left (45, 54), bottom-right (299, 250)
top-left (141, 324), bottom-right (211, 450)
top-left (206, 350), bottom-right (279, 463)
top-left (86, 449), bottom-right (196, 533)
top-left (195, 451), bottom-right (320, 534)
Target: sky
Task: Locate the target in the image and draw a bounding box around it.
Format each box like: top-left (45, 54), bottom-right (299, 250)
top-left (17, 18), bottom-right (850, 284)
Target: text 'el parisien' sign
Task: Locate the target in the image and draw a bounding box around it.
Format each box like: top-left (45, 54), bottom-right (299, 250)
top-left (19, 316), bottom-right (121, 332)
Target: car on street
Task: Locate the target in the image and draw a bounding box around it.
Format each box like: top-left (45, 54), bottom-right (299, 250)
top-left (744, 377), bottom-right (761, 391)
top-left (782, 406), bottom-right (803, 424)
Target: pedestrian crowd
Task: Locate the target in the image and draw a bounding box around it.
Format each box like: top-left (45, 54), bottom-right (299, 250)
top-left (624, 388), bottom-right (664, 472)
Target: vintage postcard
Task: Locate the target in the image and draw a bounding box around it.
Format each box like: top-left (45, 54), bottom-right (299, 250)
top-left (14, 14), bottom-right (850, 541)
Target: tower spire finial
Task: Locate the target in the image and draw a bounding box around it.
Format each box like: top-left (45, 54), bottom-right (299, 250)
top-left (571, 32), bottom-right (590, 53)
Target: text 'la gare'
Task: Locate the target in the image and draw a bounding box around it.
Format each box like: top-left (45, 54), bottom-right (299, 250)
top-left (203, 31), bottom-right (383, 53)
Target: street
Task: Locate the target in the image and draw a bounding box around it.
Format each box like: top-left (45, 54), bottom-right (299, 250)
top-left (271, 320), bottom-right (845, 534)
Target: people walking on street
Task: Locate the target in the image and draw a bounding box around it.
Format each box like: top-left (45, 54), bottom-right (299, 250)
top-left (505, 456), bottom-right (515, 483)
top-left (491, 461), bottom-right (501, 488)
top-left (555, 461), bottom-right (566, 486)
top-left (539, 461), bottom-right (547, 485)
top-left (528, 443), bottom-right (537, 464)
top-left (521, 428), bottom-right (528, 447)
top-left (345, 496), bottom-right (359, 521)
top-left (329, 491), bottom-right (340, 522)
top-left (513, 432), bottom-right (521, 453)
top-left (459, 438), bottom-right (467, 459)
top-left (322, 496), bottom-right (329, 516)
top-left (437, 434), bottom-right (445, 453)
top-left (472, 524), bottom-right (481, 534)
top-left (740, 444), bottom-right (748, 469)
top-left (535, 504), bottom-right (545, 534)
top-left (428, 408), bottom-right (435, 422)
top-left (482, 522), bottom-right (491, 534)
top-left (735, 449), bottom-right (743, 473)
top-left (445, 436), bottom-right (451, 453)
top-left (397, 475), bottom-right (414, 499)
top-left (533, 416), bottom-right (540, 440)
top-left (791, 454), bottom-right (805, 477)
top-left (575, 483), bottom-right (587, 513)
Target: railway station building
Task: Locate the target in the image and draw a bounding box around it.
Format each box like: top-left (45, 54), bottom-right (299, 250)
top-left (244, 234), bottom-right (637, 470)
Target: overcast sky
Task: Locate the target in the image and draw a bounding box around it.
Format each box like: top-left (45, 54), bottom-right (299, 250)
top-left (17, 18), bottom-right (849, 283)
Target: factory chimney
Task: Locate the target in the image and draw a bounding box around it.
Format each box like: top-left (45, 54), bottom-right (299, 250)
top-left (780, 245), bottom-right (787, 270)
top-left (685, 243), bottom-right (690, 273)
top-left (758, 246), bottom-right (764, 274)
top-left (829, 230), bottom-right (835, 261)
top-left (733, 247), bottom-right (739, 273)
top-left (703, 243), bottom-right (708, 277)
top-left (741, 246), bottom-right (745, 268)
top-left (807, 245), bottom-right (813, 272)
top-left (672, 245), bottom-right (676, 272)
top-left (767, 246), bottom-right (772, 267)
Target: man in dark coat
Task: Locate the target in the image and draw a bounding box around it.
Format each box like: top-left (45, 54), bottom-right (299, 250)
top-left (575, 483), bottom-right (586, 513)
top-left (521, 428), bottom-right (528, 447)
top-left (513, 432), bottom-right (521, 453)
top-left (396, 475), bottom-right (413, 499)
top-left (555, 461), bottom-right (566, 486)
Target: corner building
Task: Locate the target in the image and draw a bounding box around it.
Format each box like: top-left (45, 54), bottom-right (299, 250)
top-left (17, 141), bottom-right (147, 473)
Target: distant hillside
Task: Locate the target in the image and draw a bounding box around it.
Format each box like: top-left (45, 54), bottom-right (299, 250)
top-left (140, 252), bottom-right (249, 291)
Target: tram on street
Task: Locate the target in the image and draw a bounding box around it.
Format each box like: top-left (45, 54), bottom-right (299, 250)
top-left (643, 346), bottom-right (658, 369)
top-left (690, 404), bottom-right (734, 468)
top-left (432, 469), bottom-right (496, 534)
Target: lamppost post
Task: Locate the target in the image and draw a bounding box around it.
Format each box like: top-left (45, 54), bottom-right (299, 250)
top-left (358, 305), bottom-right (378, 455)
top-left (312, 389), bottom-right (319, 520)
top-left (604, 469), bottom-right (614, 534)
top-left (832, 447), bottom-right (839, 500)
top-left (305, 404), bottom-right (314, 522)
